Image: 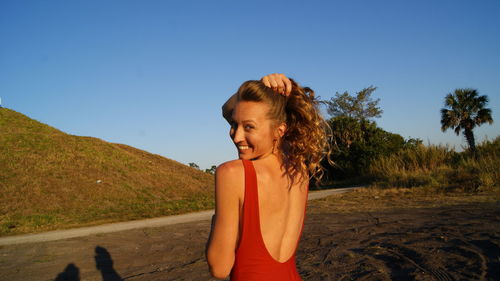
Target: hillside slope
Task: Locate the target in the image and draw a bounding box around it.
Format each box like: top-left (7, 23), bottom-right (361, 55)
top-left (0, 108), bottom-right (214, 235)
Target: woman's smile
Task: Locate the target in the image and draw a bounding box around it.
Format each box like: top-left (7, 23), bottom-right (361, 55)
top-left (237, 145), bottom-right (251, 155)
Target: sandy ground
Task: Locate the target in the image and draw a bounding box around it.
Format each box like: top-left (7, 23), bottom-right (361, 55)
top-left (0, 200), bottom-right (498, 281)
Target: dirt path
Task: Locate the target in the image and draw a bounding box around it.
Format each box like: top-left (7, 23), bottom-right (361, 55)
top-left (0, 188), bottom-right (358, 246)
top-left (0, 197), bottom-right (498, 280)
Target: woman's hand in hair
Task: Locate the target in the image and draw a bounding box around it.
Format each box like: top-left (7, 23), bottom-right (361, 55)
top-left (261, 73), bottom-right (292, 96)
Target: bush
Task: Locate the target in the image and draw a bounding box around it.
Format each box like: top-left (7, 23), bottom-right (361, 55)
top-left (324, 116), bottom-right (416, 180)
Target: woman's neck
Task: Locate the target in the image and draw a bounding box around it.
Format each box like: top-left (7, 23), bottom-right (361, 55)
top-left (252, 151), bottom-right (282, 163)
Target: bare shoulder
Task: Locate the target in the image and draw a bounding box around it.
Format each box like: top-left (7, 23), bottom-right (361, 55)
top-left (216, 160), bottom-right (245, 184)
top-left (216, 159), bottom-right (243, 175)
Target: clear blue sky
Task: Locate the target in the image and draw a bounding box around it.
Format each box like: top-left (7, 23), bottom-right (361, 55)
top-left (1, 0), bottom-right (499, 170)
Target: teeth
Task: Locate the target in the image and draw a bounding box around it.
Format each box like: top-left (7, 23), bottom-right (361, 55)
top-left (238, 146), bottom-right (249, 150)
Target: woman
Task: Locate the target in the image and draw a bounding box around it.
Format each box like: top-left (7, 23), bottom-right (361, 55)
top-left (206, 73), bottom-right (331, 280)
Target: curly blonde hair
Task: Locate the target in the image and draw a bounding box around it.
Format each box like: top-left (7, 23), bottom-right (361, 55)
top-left (222, 79), bottom-right (332, 184)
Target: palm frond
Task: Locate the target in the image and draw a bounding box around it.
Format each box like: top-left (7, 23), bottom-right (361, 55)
top-left (475, 108), bottom-right (493, 125)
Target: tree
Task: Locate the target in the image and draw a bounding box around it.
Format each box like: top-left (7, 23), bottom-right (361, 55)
top-left (322, 86), bottom-right (383, 121)
top-left (328, 116), bottom-right (363, 149)
top-left (440, 89), bottom-right (493, 155)
top-left (321, 88), bottom-right (421, 182)
top-left (188, 162), bottom-right (200, 169)
top-left (324, 116), bottom-right (411, 180)
top-left (205, 165), bottom-right (216, 175)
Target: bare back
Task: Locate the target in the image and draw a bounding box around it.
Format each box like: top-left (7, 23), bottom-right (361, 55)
top-left (237, 158), bottom-right (309, 263)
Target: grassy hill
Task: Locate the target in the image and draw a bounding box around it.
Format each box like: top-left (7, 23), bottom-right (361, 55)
top-left (0, 108), bottom-right (215, 236)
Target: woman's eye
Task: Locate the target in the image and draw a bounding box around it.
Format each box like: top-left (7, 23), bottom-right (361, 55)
top-left (244, 125), bottom-right (254, 130)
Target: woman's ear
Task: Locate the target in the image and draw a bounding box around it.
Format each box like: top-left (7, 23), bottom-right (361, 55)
top-left (277, 123), bottom-right (287, 138)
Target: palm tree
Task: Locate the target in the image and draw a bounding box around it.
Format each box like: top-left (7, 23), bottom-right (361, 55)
top-left (440, 88), bottom-right (493, 155)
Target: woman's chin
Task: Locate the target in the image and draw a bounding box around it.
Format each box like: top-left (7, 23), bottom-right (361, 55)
top-left (238, 154), bottom-right (251, 160)
top-left (237, 151), bottom-right (253, 160)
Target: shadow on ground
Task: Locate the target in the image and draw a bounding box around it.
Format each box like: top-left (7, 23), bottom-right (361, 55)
top-left (54, 246), bottom-right (123, 281)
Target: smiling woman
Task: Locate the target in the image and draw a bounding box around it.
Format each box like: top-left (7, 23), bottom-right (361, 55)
top-left (206, 74), bottom-right (332, 280)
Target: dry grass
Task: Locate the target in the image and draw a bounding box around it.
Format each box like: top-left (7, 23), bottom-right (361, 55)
top-left (0, 108), bottom-right (215, 236)
top-left (310, 187), bottom-right (500, 214)
top-left (368, 139), bottom-right (499, 191)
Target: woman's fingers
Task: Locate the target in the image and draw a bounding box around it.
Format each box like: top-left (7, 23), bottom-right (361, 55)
top-left (261, 76), bottom-right (271, 88)
top-left (262, 75), bottom-right (280, 93)
top-left (261, 73), bottom-right (292, 96)
top-left (284, 77), bottom-right (292, 96)
top-left (276, 79), bottom-right (285, 95)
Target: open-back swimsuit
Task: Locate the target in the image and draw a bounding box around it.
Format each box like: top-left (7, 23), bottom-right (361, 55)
top-left (230, 159), bottom-right (308, 281)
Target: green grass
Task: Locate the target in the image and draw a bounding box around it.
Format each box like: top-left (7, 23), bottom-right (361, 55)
top-left (0, 108), bottom-right (215, 236)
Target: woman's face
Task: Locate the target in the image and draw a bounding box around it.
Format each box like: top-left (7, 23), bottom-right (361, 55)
top-left (230, 101), bottom-right (278, 160)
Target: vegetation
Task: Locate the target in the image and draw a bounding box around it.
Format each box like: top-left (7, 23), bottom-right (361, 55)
top-left (368, 137), bottom-right (499, 192)
top-left (322, 86), bottom-right (383, 120)
top-left (204, 165), bottom-right (217, 175)
top-left (320, 87), bottom-right (421, 183)
top-left (0, 108), bottom-right (215, 236)
top-left (364, 88), bottom-right (496, 192)
top-left (321, 86), bottom-right (497, 193)
top-left (323, 116), bottom-right (421, 181)
top-left (440, 88), bottom-right (493, 156)
top-left (188, 162), bottom-right (200, 169)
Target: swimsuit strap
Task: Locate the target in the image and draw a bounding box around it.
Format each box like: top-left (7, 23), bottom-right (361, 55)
top-left (241, 159), bottom-right (258, 236)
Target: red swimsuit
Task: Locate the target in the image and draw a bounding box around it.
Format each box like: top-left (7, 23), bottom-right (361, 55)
top-left (230, 159), bottom-right (308, 281)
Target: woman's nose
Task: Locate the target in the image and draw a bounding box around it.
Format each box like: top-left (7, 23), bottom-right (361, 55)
top-left (232, 126), bottom-right (244, 143)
